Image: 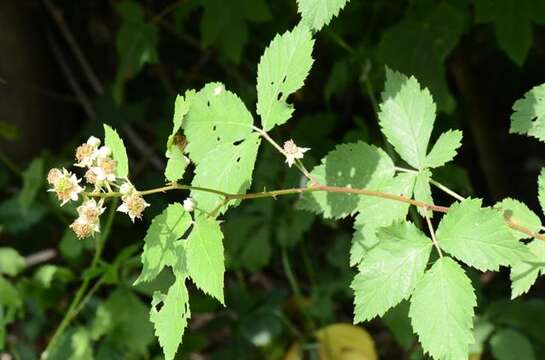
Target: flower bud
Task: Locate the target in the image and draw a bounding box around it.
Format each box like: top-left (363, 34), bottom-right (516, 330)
top-left (183, 198), bottom-right (196, 212)
top-left (86, 136), bottom-right (101, 148)
top-left (47, 168), bottom-right (62, 184)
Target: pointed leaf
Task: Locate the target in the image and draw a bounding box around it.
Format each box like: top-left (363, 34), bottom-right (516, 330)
top-left (494, 198), bottom-right (541, 240)
top-left (150, 276), bottom-right (190, 360)
top-left (424, 130), bottom-right (463, 168)
top-left (379, 69), bottom-right (436, 169)
top-left (352, 221), bottom-right (432, 322)
top-left (135, 203), bottom-right (191, 284)
top-left (296, 0), bottom-right (350, 31)
top-left (257, 25), bottom-right (315, 131)
top-left (104, 124), bottom-right (129, 178)
top-left (299, 142), bottom-right (395, 219)
top-left (510, 240), bottom-right (545, 299)
top-left (186, 215), bottom-right (225, 304)
top-left (409, 257), bottom-right (476, 360)
top-left (436, 198), bottom-right (530, 271)
top-left (510, 83), bottom-right (545, 142)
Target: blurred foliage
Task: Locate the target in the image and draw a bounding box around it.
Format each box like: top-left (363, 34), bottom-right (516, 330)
top-left (1, 0), bottom-right (545, 358)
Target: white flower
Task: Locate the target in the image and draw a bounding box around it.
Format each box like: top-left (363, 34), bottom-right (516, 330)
top-left (183, 198), bottom-right (196, 212)
top-left (70, 216), bottom-right (100, 239)
top-left (117, 193), bottom-right (150, 222)
top-left (47, 168), bottom-right (84, 206)
top-left (47, 168), bottom-right (62, 184)
top-left (90, 157), bottom-right (117, 183)
top-left (94, 146), bottom-right (112, 160)
top-left (283, 139), bottom-right (310, 167)
top-left (119, 182), bottom-right (135, 195)
top-left (77, 199), bottom-right (105, 224)
top-left (87, 136), bottom-right (101, 148)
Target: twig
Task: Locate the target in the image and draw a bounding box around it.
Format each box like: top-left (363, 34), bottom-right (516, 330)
top-left (424, 210), bottom-right (442, 257)
top-left (25, 249), bottom-right (57, 268)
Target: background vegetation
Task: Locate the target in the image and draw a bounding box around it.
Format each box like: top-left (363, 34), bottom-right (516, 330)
top-left (1, 0), bottom-right (545, 358)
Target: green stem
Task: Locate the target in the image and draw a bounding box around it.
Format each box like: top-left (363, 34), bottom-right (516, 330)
top-left (42, 200), bottom-right (117, 359)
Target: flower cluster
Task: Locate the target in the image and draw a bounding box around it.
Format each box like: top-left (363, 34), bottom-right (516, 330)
top-left (47, 136), bottom-right (150, 239)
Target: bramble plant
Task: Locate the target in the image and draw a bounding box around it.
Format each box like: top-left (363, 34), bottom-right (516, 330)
top-left (39, 1), bottom-right (545, 359)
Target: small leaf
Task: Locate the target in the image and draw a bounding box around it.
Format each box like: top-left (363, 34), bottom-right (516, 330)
top-left (296, 0), bottom-right (350, 31)
top-left (490, 328), bottom-right (535, 360)
top-left (257, 25), bottom-right (315, 131)
top-left (413, 169), bottom-right (433, 218)
top-left (510, 240), bottom-right (545, 299)
top-left (186, 214), bottom-right (225, 304)
top-left (379, 68), bottom-right (436, 169)
top-left (299, 142), bottom-right (395, 219)
top-left (436, 198), bottom-right (530, 271)
top-left (19, 157), bottom-right (44, 213)
top-left (409, 257), bottom-right (476, 360)
top-left (104, 124), bottom-right (129, 178)
top-left (0, 248), bottom-right (25, 277)
top-left (424, 130), bottom-right (463, 168)
top-left (150, 276), bottom-right (190, 360)
top-left (135, 203), bottom-right (191, 284)
top-left (352, 221), bottom-right (432, 322)
top-left (494, 198), bottom-right (541, 240)
top-left (510, 83), bottom-right (545, 142)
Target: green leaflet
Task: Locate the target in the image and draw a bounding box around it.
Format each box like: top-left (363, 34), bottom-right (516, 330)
top-left (379, 68), bottom-right (436, 169)
top-left (494, 198), bottom-right (541, 240)
top-left (414, 169), bottom-right (433, 218)
top-left (296, 0), bottom-right (350, 31)
top-left (490, 329), bottom-right (536, 360)
top-left (150, 276), bottom-right (190, 360)
top-left (350, 172), bottom-right (416, 266)
top-left (113, 0), bottom-right (159, 102)
top-left (475, 0), bottom-right (545, 66)
top-left (0, 248), bottom-right (24, 277)
top-left (510, 83), bottom-right (545, 143)
top-left (104, 124), bottom-right (129, 178)
top-left (436, 198), bottom-right (530, 271)
top-left (183, 83), bottom-right (261, 212)
top-left (424, 130), bottom-right (463, 169)
top-left (164, 93), bottom-right (192, 182)
top-left (186, 214), bottom-right (225, 304)
top-left (352, 221), bottom-right (432, 322)
top-left (256, 25), bottom-right (315, 131)
top-left (298, 141), bottom-right (395, 219)
top-left (19, 157), bottom-right (44, 214)
top-left (135, 203), bottom-right (191, 284)
top-left (510, 240), bottom-right (545, 299)
top-left (200, 0), bottom-right (271, 63)
top-left (409, 257), bottom-right (476, 360)
top-left (377, 3), bottom-right (466, 113)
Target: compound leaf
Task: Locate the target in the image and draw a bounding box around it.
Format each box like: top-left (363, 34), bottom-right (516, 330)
top-left (257, 25), bottom-right (315, 131)
top-left (186, 215), bottom-right (225, 304)
top-left (436, 198), bottom-right (529, 271)
top-left (104, 124), bottom-right (129, 178)
top-left (352, 221), bottom-right (432, 322)
top-left (296, 0), bottom-right (350, 31)
top-left (409, 257), bottom-right (476, 360)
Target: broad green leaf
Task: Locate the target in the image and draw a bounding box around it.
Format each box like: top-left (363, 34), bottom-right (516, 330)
top-left (490, 329), bottom-right (535, 360)
top-left (409, 257), bottom-right (476, 360)
top-left (256, 25), bottom-right (315, 131)
top-left (200, 0), bottom-right (270, 63)
top-left (510, 83), bottom-right (545, 143)
top-left (414, 169), bottom-right (433, 218)
top-left (424, 130), bottom-right (463, 168)
top-left (113, 0), bottom-right (159, 102)
top-left (150, 276), bottom-right (190, 360)
top-left (165, 93), bottom-right (192, 182)
top-left (539, 168), bottom-right (545, 215)
top-left (70, 327), bottom-right (93, 360)
top-left (510, 240), bottom-right (545, 299)
top-left (299, 142), bottom-right (395, 219)
top-left (296, 0), bottom-right (350, 31)
top-left (350, 172), bottom-right (416, 266)
top-left (377, 3), bottom-right (466, 112)
top-left (0, 276), bottom-right (21, 309)
top-left (186, 215), bottom-right (225, 304)
top-left (494, 198), bottom-right (541, 240)
top-left (352, 221), bottom-right (432, 322)
top-left (135, 203), bottom-right (191, 284)
top-left (379, 69), bottom-right (436, 169)
top-left (182, 83), bottom-right (260, 212)
top-left (104, 124), bottom-right (129, 178)
top-left (475, 0), bottom-right (542, 66)
top-left (0, 248), bottom-right (25, 277)
top-left (436, 198), bottom-right (530, 271)
top-left (19, 157), bottom-right (44, 213)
